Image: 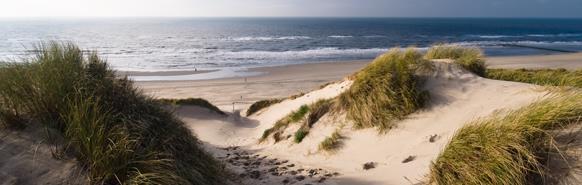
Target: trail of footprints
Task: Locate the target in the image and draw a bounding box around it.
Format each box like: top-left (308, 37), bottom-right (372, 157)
top-left (218, 147), bottom-right (340, 184)
top-left (219, 134), bottom-right (439, 184)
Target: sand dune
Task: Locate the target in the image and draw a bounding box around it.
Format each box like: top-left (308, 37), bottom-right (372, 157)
top-left (181, 60), bottom-right (550, 184)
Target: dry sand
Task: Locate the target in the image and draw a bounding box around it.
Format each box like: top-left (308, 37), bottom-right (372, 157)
top-left (0, 125), bottom-right (86, 185)
top-left (135, 60), bottom-right (369, 111)
top-left (130, 52), bottom-right (581, 184)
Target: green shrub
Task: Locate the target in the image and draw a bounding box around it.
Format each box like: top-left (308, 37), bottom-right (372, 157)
top-left (246, 99), bottom-right (283, 116)
top-left (0, 42), bottom-right (225, 184)
top-left (159, 98), bottom-right (225, 115)
top-left (486, 68), bottom-right (582, 88)
top-left (338, 48), bottom-right (431, 131)
top-left (425, 45), bottom-right (486, 76)
top-left (430, 92), bottom-right (582, 185)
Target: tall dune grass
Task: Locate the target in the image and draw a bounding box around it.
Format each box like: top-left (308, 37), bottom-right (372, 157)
top-left (338, 48), bottom-right (431, 131)
top-left (430, 92), bottom-right (582, 185)
top-left (0, 42), bottom-right (225, 184)
top-left (425, 45), bottom-right (486, 76)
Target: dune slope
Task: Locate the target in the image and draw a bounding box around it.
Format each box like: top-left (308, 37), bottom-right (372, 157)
top-left (184, 60), bottom-right (549, 184)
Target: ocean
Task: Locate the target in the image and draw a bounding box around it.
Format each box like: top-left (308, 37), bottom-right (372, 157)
top-left (1, 18), bottom-right (582, 72)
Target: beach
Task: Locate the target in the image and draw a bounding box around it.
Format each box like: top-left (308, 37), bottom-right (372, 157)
top-left (135, 52), bottom-right (582, 111)
top-left (133, 50), bottom-right (582, 184)
top-left (2, 43), bottom-right (581, 185)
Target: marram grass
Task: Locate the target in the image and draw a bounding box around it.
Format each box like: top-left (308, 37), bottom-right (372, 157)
top-left (430, 92), bottom-right (582, 185)
top-left (338, 48), bottom-right (431, 131)
top-left (319, 130), bottom-right (343, 151)
top-left (259, 105), bottom-right (310, 143)
top-left (246, 98), bottom-right (283, 116)
top-left (0, 42), bottom-right (225, 184)
top-left (261, 99), bottom-right (334, 143)
top-left (425, 45), bottom-right (486, 76)
top-left (486, 68), bottom-right (582, 88)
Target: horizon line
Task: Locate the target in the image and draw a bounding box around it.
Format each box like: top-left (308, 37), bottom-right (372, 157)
top-left (1, 15), bottom-right (582, 19)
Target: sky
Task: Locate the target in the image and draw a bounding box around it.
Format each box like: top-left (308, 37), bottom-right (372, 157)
top-left (1, 0), bottom-right (582, 18)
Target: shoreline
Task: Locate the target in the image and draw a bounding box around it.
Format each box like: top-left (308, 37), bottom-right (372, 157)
top-left (128, 52), bottom-right (582, 82)
top-left (134, 52), bottom-right (582, 110)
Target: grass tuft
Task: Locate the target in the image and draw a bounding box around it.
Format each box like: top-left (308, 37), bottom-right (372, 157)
top-left (306, 99), bottom-right (333, 127)
top-left (259, 105), bottom-right (310, 143)
top-left (430, 92), bottom-right (582, 185)
top-left (486, 68), bottom-right (582, 88)
top-left (338, 48), bottom-right (431, 131)
top-left (0, 42), bottom-right (225, 184)
top-left (159, 98), bottom-right (225, 115)
top-left (246, 99), bottom-right (283, 116)
top-left (425, 45), bottom-right (486, 76)
top-left (294, 128), bottom-right (309, 143)
top-left (290, 105), bottom-right (310, 122)
top-left (319, 131), bottom-right (343, 151)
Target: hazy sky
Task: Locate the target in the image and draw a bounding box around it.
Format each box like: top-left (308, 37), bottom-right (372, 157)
top-left (1, 0), bottom-right (582, 18)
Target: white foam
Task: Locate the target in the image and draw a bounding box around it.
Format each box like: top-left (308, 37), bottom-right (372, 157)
top-left (229, 36), bottom-right (311, 41)
top-left (452, 40), bottom-right (582, 46)
top-left (328, 35), bottom-right (353, 38)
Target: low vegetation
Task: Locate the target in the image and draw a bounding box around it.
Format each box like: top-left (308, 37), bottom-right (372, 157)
top-left (319, 131), bottom-right (343, 151)
top-left (159, 98), bottom-right (225, 115)
top-left (246, 98), bottom-right (283, 116)
top-left (306, 99), bottom-right (333, 127)
top-left (291, 105), bottom-right (310, 122)
top-left (430, 91), bottom-right (582, 185)
top-left (338, 48), bottom-right (431, 131)
top-left (0, 42), bottom-right (225, 184)
top-left (293, 128), bottom-right (309, 143)
top-left (425, 45), bottom-right (486, 76)
top-left (259, 105), bottom-right (310, 143)
top-left (262, 99), bottom-right (335, 144)
top-left (486, 68), bottom-right (582, 88)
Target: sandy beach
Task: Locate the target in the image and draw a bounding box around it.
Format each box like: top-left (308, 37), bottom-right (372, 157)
top-left (129, 52), bottom-right (582, 184)
top-left (135, 52), bottom-right (582, 111)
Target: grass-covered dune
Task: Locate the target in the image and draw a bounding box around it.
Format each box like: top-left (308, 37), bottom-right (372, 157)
top-left (430, 92), bottom-right (582, 185)
top-left (159, 98), bottom-right (226, 115)
top-left (338, 48), bottom-right (431, 131)
top-left (425, 45), bottom-right (486, 76)
top-left (0, 42), bottom-right (225, 184)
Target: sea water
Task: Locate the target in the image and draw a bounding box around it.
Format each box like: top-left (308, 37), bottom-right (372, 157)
top-left (1, 18), bottom-right (582, 72)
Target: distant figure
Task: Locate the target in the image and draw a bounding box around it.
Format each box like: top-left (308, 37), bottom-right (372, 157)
top-left (194, 67), bottom-right (198, 72)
